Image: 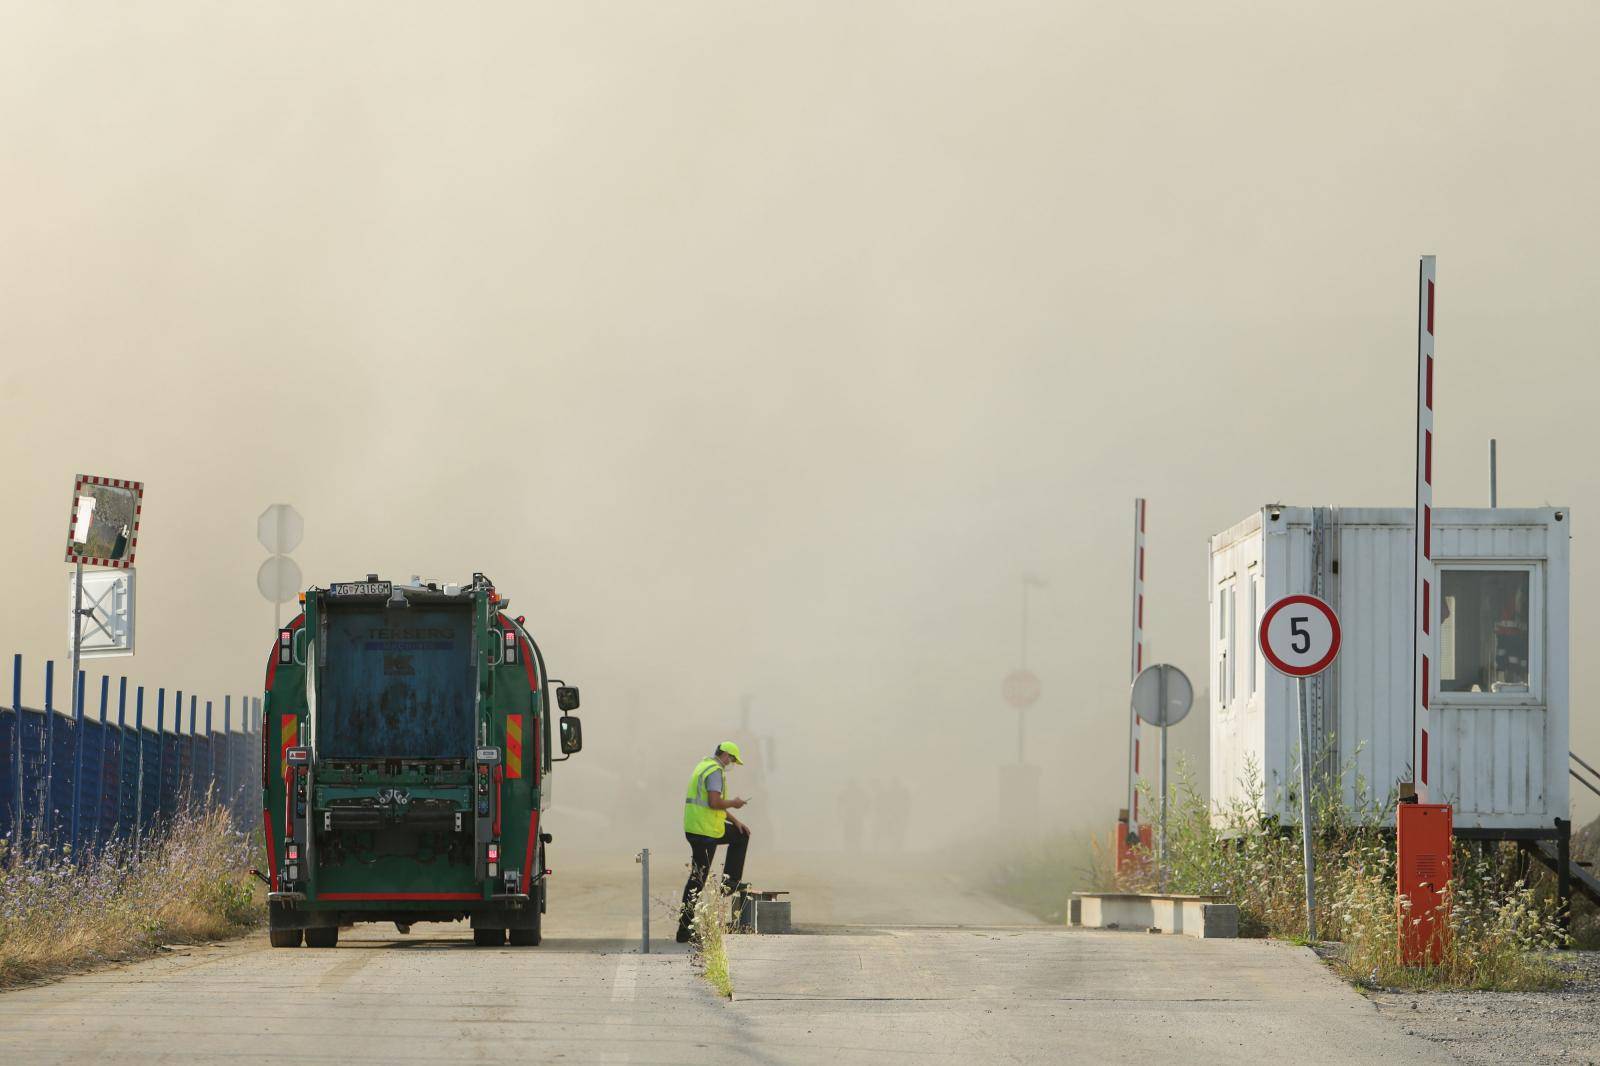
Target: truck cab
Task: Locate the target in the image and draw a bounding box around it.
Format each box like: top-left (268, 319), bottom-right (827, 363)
top-left (261, 574), bottom-right (582, 947)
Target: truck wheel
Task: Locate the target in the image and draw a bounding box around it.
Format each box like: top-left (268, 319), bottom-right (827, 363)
top-left (474, 928), bottom-right (506, 947)
top-left (304, 926), bottom-right (339, 948)
top-left (269, 928), bottom-right (303, 948)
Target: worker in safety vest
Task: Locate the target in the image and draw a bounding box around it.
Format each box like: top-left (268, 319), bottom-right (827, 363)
top-left (676, 741), bottom-right (750, 943)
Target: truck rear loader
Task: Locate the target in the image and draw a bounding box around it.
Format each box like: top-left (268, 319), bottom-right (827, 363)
top-left (261, 574), bottom-right (583, 947)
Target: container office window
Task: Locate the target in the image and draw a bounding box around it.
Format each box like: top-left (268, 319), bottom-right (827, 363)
top-left (1248, 577), bottom-right (1260, 697)
top-left (1216, 584), bottom-right (1231, 706)
top-left (1227, 586), bottom-right (1237, 703)
top-left (1439, 566), bottom-right (1538, 699)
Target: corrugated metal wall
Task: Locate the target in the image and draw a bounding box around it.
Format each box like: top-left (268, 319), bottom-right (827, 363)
top-left (1210, 506), bottom-right (1570, 831)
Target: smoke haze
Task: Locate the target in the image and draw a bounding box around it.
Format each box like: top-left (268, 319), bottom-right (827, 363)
top-left (3, 2), bottom-right (1597, 858)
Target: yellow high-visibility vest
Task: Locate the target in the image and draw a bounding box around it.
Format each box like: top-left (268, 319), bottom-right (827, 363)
top-left (683, 757), bottom-right (726, 836)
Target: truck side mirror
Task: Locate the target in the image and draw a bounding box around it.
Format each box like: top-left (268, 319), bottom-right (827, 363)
top-left (559, 716), bottom-right (583, 755)
top-left (556, 686), bottom-right (580, 712)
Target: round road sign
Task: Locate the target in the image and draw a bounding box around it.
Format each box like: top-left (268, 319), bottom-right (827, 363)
top-left (1002, 669), bottom-right (1041, 709)
top-left (1131, 663), bottom-right (1194, 727)
top-left (256, 555), bottom-right (303, 605)
top-left (1258, 594), bottom-right (1341, 677)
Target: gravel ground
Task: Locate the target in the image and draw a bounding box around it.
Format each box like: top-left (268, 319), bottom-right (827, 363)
top-left (1364, 951), bottom-right (1600, 1065)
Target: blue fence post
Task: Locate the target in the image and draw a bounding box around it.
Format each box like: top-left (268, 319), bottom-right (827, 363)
top-left (115, 678), bottom-right (127, 841)
top-left (159, 688), bottom-right (171, 823)
top-left (205, 699), bottom-right (214, 806)
top-left (44, 661), bottom-right (55, 841)
top-left (188, 695), bottom-right (197, 810)
top-left (70, 669), bottom-right (86, 854)
top-left (93, 675), bottom-right (109, 851)
top-left (223, 695), bottom-right (233, 815)
top-left (11, 655), bottom-right (21, 848)
top-left (134, 686), bottom-right (145, 836)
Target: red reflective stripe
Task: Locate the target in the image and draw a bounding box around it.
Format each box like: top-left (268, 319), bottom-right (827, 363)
top-left (494, 766), bottom-right (503, 838)
top-left (1422, 656), bottom-right (1430, 710)
top-left (1420, 729), bottom-right (1430, 785)
top-left (1422, 581), bottom-right (1431, 635)
top-left (1424, 430), bottom-right (1432, 485)
top-left (317, 893), bottom-right (481, 901)
top-left (1422, 506), bottom-right (1432, 560)
top-left (525, 807), bottom-right (540, 880)
top-left (1426, 280), bottom-right (1434, 337)
top-left (505, 714), bottom-right (523, 780)
top-left (1426, 355), bottom-right (1434, 408)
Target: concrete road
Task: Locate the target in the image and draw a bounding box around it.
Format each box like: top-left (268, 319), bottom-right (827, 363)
top-left (0, 852), bottom-right (1451, 1064)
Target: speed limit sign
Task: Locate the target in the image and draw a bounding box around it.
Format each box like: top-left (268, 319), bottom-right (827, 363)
top-left (1258, 594), bottom-right (1341, 677)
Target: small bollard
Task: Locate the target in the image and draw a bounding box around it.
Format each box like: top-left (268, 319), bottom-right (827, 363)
top-left (635, 848), bottom-right (650, 954)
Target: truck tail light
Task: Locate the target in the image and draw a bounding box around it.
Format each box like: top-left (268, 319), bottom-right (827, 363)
top-left (287, 863), bottom-right (299, 881)
top-left (278, 629), bottom-right (293, 664)
top-left (487, 844), bottom-right (499, 879)
top-left (287, 843), bottom-right (299, 861)
top-left (503, 631), bottom-right (518, 664)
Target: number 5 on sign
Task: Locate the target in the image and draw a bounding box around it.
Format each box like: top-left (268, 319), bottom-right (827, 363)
top-left (1259, 594), bottom-right (1341, 678)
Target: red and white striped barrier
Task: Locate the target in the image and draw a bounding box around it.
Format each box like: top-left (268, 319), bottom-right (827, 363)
top-left (1126, 497), bottom-right (1146, 831)
top-left (1412, 257), bottom-right (1436, 801)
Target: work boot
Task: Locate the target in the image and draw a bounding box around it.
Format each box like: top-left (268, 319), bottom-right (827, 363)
top-left (675, 925), bottom-right (694, 944)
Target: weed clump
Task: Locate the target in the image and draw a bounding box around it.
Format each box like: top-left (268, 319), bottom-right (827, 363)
top-left (689, 887), bottom-right (733, 998)
top-left (1120, 757), bottom-right (1568, 991)
top-left (0, 804), bottom-right (262, 987)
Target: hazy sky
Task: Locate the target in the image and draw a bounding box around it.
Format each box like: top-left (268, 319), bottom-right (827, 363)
top-left (3, 2), bottom-right (1596, 845)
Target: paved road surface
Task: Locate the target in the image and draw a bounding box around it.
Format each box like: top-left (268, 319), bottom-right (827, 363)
top-left (0, 852), bottom-right (1451, 1064)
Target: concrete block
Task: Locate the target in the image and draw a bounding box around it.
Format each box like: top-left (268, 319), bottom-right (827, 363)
top-left (1069, 893), bottom-right (1237, 938)
top-left (739, 898), bottom-right (791, 934)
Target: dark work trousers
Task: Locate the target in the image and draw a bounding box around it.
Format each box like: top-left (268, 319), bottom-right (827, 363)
top-left (678, 823), bottom-right (750, 932)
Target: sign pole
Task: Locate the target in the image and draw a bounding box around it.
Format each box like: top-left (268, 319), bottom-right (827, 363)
top-left (1158, 667), bottom-right (1169, 890)
top-left (1297, 674), bottom-right (1316, 941)
top-left (1259, 592), bottom-right (1340, 943)
top-left (69, 561), bottom-right (84, 855)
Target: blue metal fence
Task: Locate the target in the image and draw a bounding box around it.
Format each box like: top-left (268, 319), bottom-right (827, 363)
top-left (1, 653), bottom-right (261, 853)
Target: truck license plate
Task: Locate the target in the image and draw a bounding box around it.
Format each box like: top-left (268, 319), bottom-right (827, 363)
top-left (329, 580), bottom-right (393, 598)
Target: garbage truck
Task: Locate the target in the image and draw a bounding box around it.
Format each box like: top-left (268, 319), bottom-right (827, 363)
top-left (260, 574), bottom-right (583, 948)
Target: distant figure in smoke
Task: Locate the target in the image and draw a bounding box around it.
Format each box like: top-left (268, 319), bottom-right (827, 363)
top-left (881, 776), bottom-right (911, 852)
top-left (838, 779), bottom-right (868, 852)
top-left (677, 741), bottom-right (750, 943)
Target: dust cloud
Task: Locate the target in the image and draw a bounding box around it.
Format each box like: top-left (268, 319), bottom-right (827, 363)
top-left (2, 2), bottom-right (1598, 889)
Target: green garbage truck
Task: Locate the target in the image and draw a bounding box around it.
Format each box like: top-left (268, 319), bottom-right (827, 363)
top-left (261, 574), bottom-right (583, 948)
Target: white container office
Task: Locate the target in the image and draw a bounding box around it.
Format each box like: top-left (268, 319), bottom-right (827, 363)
top-left (1208, 506), bottom-right (1570, 833)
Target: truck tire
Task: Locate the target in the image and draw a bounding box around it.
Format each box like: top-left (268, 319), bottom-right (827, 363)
top-left (509, 920), bottom-right (540, 947)
top-left (269, 927), bottom-right (303, 948)
top-left (304, 926), bottom-right (339, 948)
top-left (474, 928), bottom-right (506, 947)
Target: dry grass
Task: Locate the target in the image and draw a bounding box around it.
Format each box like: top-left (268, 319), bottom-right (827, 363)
top-left (0, 805), bottom-right (263, 988)
top-left (1121, 757), bottom-right (1569, 991)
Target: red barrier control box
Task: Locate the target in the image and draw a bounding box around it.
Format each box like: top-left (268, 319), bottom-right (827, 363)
top-left (1115, 817), bottom-right (1154, 877)
top-left (1397, 802), bottom-right (1453, 965)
